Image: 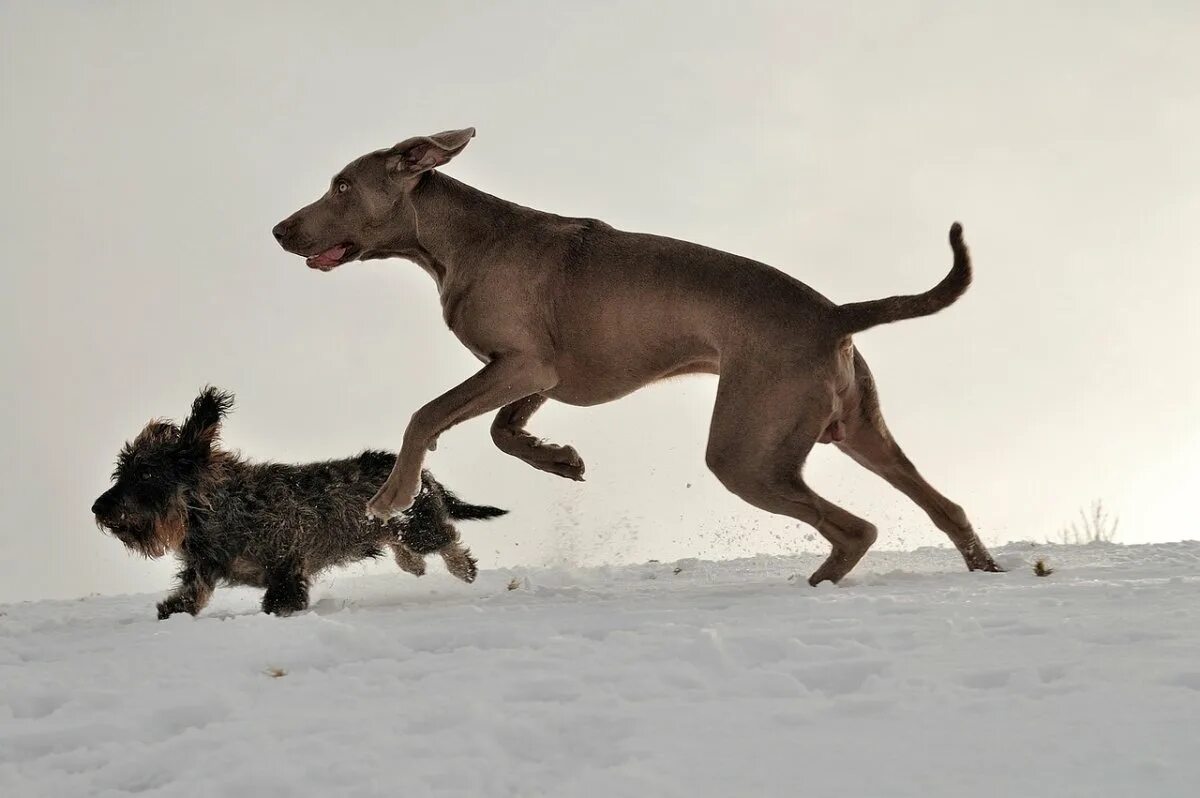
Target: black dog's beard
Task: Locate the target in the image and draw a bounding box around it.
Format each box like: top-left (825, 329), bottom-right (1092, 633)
top-left (99, 519), bottom-right (169, 559)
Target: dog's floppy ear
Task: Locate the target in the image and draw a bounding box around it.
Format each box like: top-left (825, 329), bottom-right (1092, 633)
top-left (178, 386), bottom-right (234, 456)
top-left (386, 127), bottom-right (476, 176)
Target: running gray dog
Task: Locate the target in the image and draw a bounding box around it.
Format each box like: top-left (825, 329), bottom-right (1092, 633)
top-left (272, 128), bottom-right (1001, 585)
top-left (91, 387), bottom-right (506, 618)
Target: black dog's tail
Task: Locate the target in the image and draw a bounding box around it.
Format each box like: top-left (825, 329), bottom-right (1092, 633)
top-left (444, 493), bottom-right (508, 521)
top-left (833, 222), bottom-right (972, 336)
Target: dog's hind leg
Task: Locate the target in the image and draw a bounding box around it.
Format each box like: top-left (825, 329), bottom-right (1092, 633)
top-left (490, 394), bottom-right (585, 481)
top-left (439, 541), bottom-right (478, 583)
top-left (391, 542), bottom-right (427, 577)
top-left (836, 352), bottom-right (1001, 573)
top-left (705, 364), bottom-right (878, 585)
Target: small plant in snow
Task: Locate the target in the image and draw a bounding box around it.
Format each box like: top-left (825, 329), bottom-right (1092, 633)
top-left (1056, 500), bottom-right (1120, 544)
top-left (507, 577), bottom-right (522, 591)
top-left (264, 667), bottom-right (288, 678)
top-left (1033, 559), bottom-right (1054, 577)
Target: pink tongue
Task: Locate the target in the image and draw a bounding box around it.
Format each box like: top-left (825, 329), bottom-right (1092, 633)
top-left (307, 245), bottom-right (348, 267)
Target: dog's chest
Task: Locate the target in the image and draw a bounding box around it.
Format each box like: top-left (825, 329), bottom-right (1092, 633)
top-left (439, 284), bottom-right (528, 361)
top-left (439, 287), bottom-right (474, 345)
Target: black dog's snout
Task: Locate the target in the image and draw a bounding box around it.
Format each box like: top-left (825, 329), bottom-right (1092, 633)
top-left (91, 491), bottom-right (116, 518)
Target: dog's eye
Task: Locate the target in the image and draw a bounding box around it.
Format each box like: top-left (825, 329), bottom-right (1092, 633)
top-left (140, 468), bottom-right (153, 481)
top-left (336, 181), bottom-right (349, 194)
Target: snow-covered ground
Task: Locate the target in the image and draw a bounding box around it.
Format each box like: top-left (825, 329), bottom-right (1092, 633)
top-left (2, 541), bottom-right (1199, 797)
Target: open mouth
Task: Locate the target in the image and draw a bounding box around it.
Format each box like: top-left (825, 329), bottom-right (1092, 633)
top-left (305, 243), bottom-right (359, 272)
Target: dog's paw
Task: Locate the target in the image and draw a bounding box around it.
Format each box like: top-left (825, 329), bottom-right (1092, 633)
top-left (531, 444), bottom-right (586, 482)
top-left (392, 545), bottom-right (427, 577)
top-left (261, 593), bottom-right (308, 617)
top-left (365, 498), bottom-right (402, 522)
top-left (459, 558), bottom-right (478, 583)
top-left (366, 481), bottom-right (418, 521)
top-left (156, 597), bottom-right (193, 620)
top-left (441, 546), bottom-right (478, 584)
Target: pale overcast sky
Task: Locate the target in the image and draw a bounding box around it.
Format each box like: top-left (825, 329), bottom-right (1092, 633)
top-left (2, 1), bottom-right (1198, 602)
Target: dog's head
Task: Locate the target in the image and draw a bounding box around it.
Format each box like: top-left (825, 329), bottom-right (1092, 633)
top-left (271, 127), bottom-right (476, 271)
top-left (92, 387), bottom-right (233, 558)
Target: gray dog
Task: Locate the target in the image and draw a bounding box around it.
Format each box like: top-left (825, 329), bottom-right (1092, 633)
top-left (91, 387), bottom-right (506, 618)
top-left (272, 128), bottom-right (1001, 585)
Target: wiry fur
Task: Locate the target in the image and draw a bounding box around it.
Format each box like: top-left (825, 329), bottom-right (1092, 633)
top-left (91, 387), bottom-right (507, 618)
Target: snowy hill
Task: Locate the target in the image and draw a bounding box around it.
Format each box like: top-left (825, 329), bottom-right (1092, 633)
top-left (3, 542), bottom-right (1199, 797)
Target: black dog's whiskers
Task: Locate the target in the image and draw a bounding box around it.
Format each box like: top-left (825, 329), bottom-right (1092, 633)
top-left (91, 386), bottom-right (507, 618)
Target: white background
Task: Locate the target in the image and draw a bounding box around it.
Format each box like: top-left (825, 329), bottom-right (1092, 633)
top-left (2, 1), bottom-right (1198, 601)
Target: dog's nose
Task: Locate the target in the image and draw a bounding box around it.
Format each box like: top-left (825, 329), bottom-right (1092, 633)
top-left (92, 492), bottom-right (116, 518)
top-left (273, 218), bottom-right (300, 245)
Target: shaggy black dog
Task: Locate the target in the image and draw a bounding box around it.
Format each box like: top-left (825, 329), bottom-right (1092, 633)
top-left (91, 387), bottom-right (506, 618)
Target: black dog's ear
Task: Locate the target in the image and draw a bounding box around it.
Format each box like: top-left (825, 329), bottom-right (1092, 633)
top-left (179, 386), bottom-right (234, 455)
top-left (386, 127), bottom-right (475, 176)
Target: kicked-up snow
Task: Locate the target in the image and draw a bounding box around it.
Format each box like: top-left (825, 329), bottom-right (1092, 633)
top-left (2, 542), bottom-right (1199, 797)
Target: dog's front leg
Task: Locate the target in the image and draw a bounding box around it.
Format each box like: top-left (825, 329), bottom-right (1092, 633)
top-left (261, 561), bottom-right (311, 616)
top-left (156, 563), bottom-right (214, 620)
top-left (366, 357), bottom-right (558, 520)
top-left (491, 394), bottom-right (585, 481)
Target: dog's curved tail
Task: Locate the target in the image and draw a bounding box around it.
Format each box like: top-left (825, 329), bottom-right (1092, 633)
top-left (444, 492), bottom-right (508, 521)
top-left (833, 222), bottom-right (971, 336)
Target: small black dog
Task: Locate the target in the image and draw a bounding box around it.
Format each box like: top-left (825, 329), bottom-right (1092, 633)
top-left (92, 387), bottom-right (507, 618)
